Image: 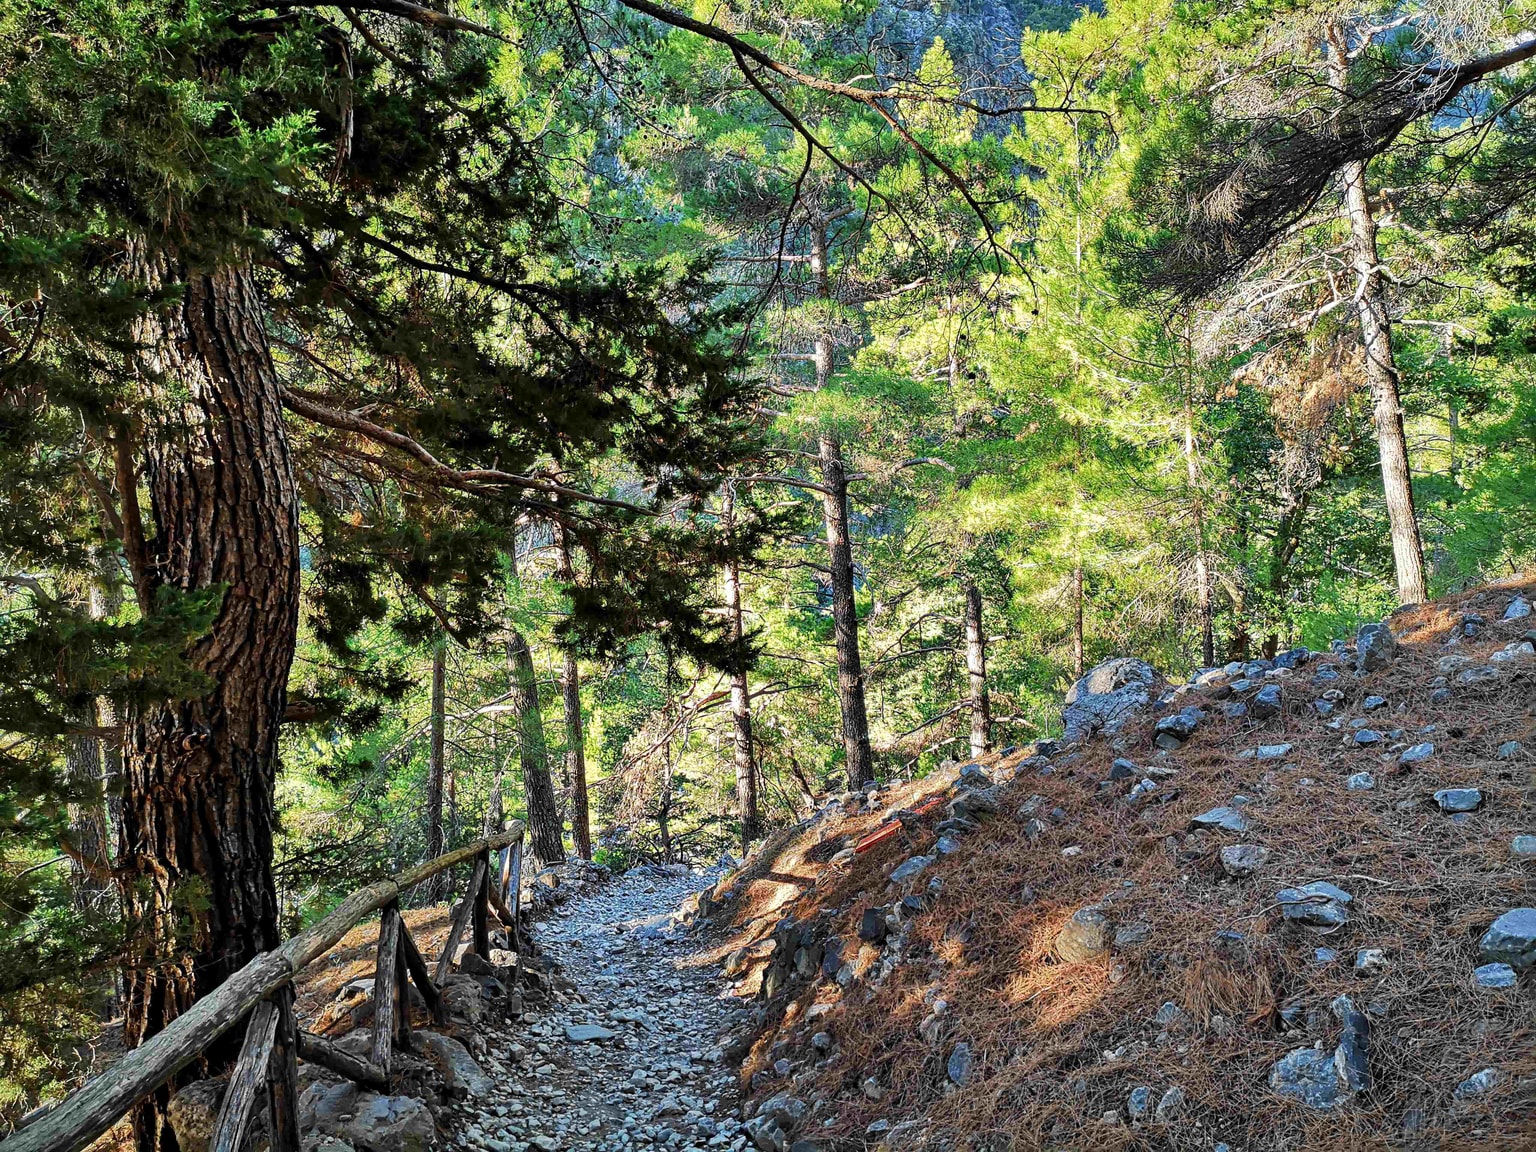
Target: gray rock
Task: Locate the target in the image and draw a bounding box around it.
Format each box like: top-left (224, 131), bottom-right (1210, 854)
top-left (1126, 1085), bottom-right (1153, 1120)
top-left (303, 1084), bottom-right (434, 1152)
top-left (1505, 595), bottom-right (1533, 620)
top-left (1332, 995), bottom-right (1370, 1093)
top-left (1512, 835), bottom-right (1536, 860)
top-left (1498, 740), bottom-right (1524, 760)
top-left (1108, 758), bottom-right (1138, 781)
top-left (1256, 742), bottom-right (1292, 760)
top-left (564, 1023), bottom-right (617, 1042)
top-left (1479, 908), bottom-right (1536, 970)
top-left (1155, 1086), bottom-right (1187, 1121)
top-left (1314, 700), bottom-right (1335, 717)
top-left (889, 855), bottom-right (933, 884)
top-left (418, 1031), bottom-right (494, 1097)
top-left (1113, 921), bottom-right (1151, 949)
top-left (1433, 788), bottom-right (1482, 813)
top-left (1191, 806), bottom-right (1249, 833)
top-left (935, 835), bottom-right (962, 856)
top-left (1268, 1047), bottom-right (1343, 1109)
top-left (1355, 948), bottom-right (1387, 975)
top-left (1356, 622), bottom-right (1398, 672)
top-left (1454, 1068), bottom-right (1503, 1100)
top-left (1251, 684), bottom-right (1283, 719)
top-left (1362, 695), bottom-right (1387, 711)
top-left (1062, 657), bottom-right (1160, 742)
top-left (1457, 665), bottom-right (1500, 685)
top-left (1154, 1001), bottom-right (1185, 1026)
top-left (1055, 906), bottom-right (1111, 963)
top-left (1399, 742), bottom-right (1434, 765)
top-left (946, 1042), bottom-right (974, 1086)
top-left (1474, 962), bottom-right (1517, 989)
top-left (1346, 772), bottom-right (1376, 791)
top-left (859, 906), bottom-right (888, 943)
top-left (1277, 881), bottom-right (1352, 928)
top-left (1156, 706), bottom-right (1205, 743)
top-left (758, 1092), bottom-right (809, 1131)
top-left (1313, 665), bottom-right (1340, 684)
top-left (1353, 728), bottom-right (1381, 746)
top-left (744, 1114), bottom-right (785, 1151)
top-left (168, 1079), bottom-right (228, 1152)
top-left (1219, 843), bottom-right (1268, 878)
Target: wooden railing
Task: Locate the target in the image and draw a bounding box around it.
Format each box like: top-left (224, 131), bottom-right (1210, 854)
top-left (4, 825), bottom-right (527, 1152)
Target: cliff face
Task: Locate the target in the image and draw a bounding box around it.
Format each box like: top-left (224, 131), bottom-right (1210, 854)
top-left (864, 0), bottom-right (1089, 90)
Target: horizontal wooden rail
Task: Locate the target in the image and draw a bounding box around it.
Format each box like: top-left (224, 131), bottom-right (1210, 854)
top-left (3, 824), bottom-right (524, 1152)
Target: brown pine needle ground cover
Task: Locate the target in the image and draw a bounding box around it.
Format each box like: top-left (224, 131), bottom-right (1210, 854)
top-left (701, 577), bottom-right (1536, 1151)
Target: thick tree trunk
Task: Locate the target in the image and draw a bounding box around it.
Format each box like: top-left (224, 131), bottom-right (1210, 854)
top-left (960, 535), bottom-right (990, 759)
top-left (555, 526), bottom-right (592, 860)
top-left (819, 435), bottom-right (874, 786)
top-left (426, 637), bottom-right (447, 891)
top-left (1329, 28), bottom-right (1427, 607)
top-left (119, 255), bottom-right (300, 1152)
top-left (506, 631), bottom-right (564, 866)
top-left (721, 486), bottom-right (758, 851)
top-left (1183, 389), bottom-right (1215, 667)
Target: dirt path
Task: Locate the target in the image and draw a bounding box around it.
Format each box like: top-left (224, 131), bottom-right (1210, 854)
top-left (442, 864), bottom-right (759, 1152)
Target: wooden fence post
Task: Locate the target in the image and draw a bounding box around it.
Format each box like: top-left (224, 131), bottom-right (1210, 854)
top-left (472, 848), bottom-right (491, 959)
top-left (433, 853), bottom-right (487, 985)
top-left (371, 903), bottom-right (402, 1074)
top-left (209, 1000), bottom-right (279, 1152)
top-left (267, 986), bottom-right (301, 1152)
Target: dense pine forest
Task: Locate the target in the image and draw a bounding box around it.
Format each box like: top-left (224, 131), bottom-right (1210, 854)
top-left (2, 0), bottom-right (1535, 1146)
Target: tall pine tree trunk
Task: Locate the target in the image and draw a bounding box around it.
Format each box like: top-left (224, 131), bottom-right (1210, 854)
top-left (119, 255), bottom-right (300, 1152)
top-left (820, 435), bottom-right (873, 786)
top-left (805, 212), bottom-right (873, 785)
top-left (1329, 27), bottom-right (1427, 607)
top-left (1071, 564), bottom-right (1086, 678)
top-left (721, 484), bottom-right (758, 851)
top-left (426, 637), bottom-right (447, 891)
top-left (66, 552), bottom-right (120, 913)
top-left (555, 526), bottom-right (591, 860)
top-left (960, 534), bottom-right (990, 759)
top-left (506, 631), bottom-right (564, 866)
top-left (1183, 387), bottom-right (1215, 667)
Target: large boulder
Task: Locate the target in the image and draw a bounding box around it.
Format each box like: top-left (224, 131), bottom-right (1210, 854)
top-left (168, 1079), bottom-right (232, 1152)
top-left (1062, 658), bottom-right (1161, 742)
top-left (301, 1082), bottom-right (434, 1152)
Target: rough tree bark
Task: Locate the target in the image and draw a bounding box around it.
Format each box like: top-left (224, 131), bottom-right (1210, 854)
top-left (425, 637), bottom-right (447, 895)
top-left (118, 254), bottom-right (301, 1152)
top-left (65, 556), bottom-right (120, 913)
top-left (960, 534), bottom-right (990, 759)
top-left (820, 435), bottom-right (874, 786)
top-left (555, 525), bottom-right (591, 860)
top-left (720, 484), bottom-right (758, 850)
top-left (506, 630), bottom-right (565, 866)
top-left (1329, 26), bottom-right (1428, 607)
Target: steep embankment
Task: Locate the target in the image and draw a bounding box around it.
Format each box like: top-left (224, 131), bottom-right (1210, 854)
top-left (699, 577), bottom-right (1536, 1151)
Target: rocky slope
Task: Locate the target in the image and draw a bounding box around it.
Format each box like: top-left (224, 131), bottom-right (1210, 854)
top-left (696, 577), bottom-right (1536, 1151)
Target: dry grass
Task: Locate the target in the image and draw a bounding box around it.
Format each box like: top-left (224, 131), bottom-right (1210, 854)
top-left (708, 576), bottom-right (1536, 1151)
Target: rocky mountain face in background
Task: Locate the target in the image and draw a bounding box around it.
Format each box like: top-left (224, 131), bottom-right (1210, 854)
top-left (864, 0), bottom-right (1090, 90)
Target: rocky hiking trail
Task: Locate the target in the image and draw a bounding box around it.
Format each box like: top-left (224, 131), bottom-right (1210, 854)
top-left (434, 864), bottom-right (759, 1152)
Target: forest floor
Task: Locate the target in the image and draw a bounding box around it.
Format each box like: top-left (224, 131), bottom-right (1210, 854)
top-left (698, 575), bottom-right (1536, 1151)
top-left (436, 864), bottom-right (757, 1152)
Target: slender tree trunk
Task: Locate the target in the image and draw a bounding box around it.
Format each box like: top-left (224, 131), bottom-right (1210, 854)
top-left (820, 435), bottom-right (874, 785)
top-left (1262, 493), bottom-right (1313, 658)
top-left (426, 637), bottom-right (447, 891)
top-left (960, 535), bottom-right (990, 759)
top-left (1329, 28), bottom-right (1428, 607)
top-left (555, 526), bottom-right (592, 860)
top-left (1071, 564), bottom-right (1085, 678)
top-left (721, 485), bottom-right (758, 851)
top-left (119, 254), bottom-right (300, 1152)
top-left (1183, 387), bottom-right (1215, 667)
top-left (506, 631), bottom-right (564, 866)
top-left (66, 553), bottom-right (121, 913)
top-left (484, 720), bottom-right (504, 837)
top-left (810, 220), bottom-right (833, 389)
